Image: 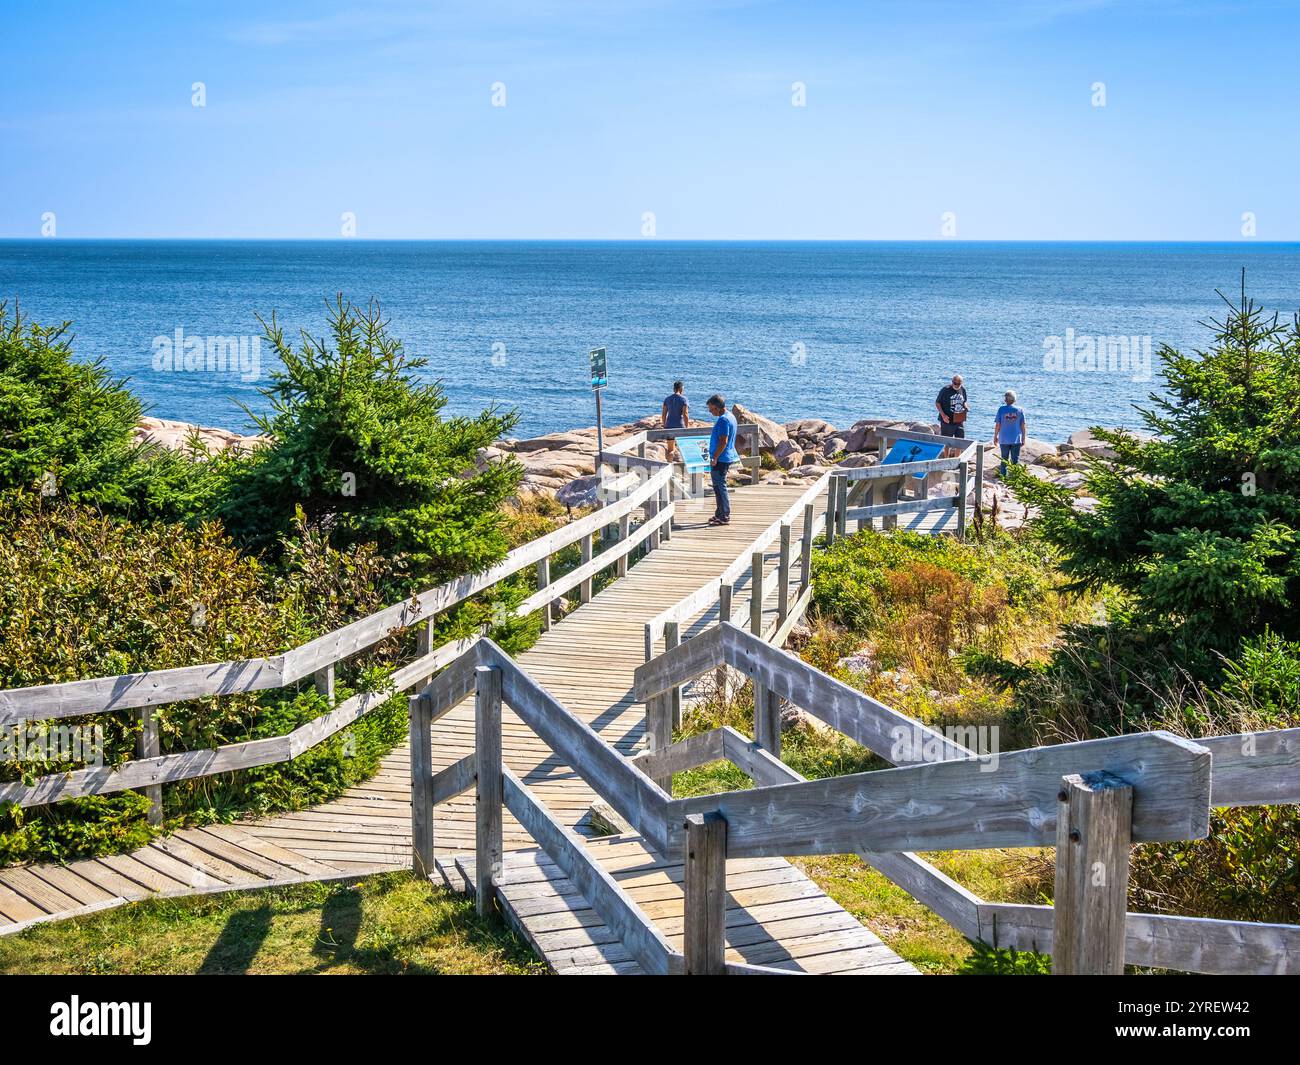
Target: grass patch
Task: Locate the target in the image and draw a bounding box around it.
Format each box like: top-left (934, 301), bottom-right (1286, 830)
top-left (0, 872), bottom-right (545, 975)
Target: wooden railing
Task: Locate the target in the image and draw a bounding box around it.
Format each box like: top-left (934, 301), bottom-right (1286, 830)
top-left (631, 623), bottom-right (1300, 975)
top-left (0, 462), bottom-right (674, 814)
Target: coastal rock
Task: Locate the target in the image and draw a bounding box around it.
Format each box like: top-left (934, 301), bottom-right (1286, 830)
top-left (774, 440), bottom-right (805, 469)
top-left (835, 453), bottom-right (878, 469)
top-left (1018, 438), bottom-right (1057, 464)
top-left (1066, 429), bottom-right (1118, 459)
top-left (730, 403), bottom-right (789, 451)
top-left (821, 434), bottom-right (849, 457)
top-left (134, 417), bottom-right (264, 455)
top-left (556, 474), bottom-right (604, 509)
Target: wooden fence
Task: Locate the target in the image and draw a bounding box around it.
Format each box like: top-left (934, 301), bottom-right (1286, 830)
top-left (0, 462), bottom-right (675, 815)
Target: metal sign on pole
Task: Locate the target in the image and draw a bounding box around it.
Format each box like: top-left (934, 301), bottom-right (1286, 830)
top-left (589, 347), bottom-right (608, 462)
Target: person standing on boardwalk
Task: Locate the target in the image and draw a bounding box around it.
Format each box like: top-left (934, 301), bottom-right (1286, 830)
top-left (935, 374), bottom-right (969, 440)
top-left (661, 380), bottom-right (689, 462)
top-left (706, 394), bottom-right (740, 526)
top-left (993, 389), bottom-right (1027, 477)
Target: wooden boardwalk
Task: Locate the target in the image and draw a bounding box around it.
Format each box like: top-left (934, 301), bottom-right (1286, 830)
top-left (0, 483), bottom-right (915, 974)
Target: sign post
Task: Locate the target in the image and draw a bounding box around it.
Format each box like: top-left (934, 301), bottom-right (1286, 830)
top-left (589, 347), bottom-right (608, 463)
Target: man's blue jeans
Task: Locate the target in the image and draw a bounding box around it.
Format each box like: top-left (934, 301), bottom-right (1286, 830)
top-left (999, 443), bottom-right (1021, 477)
top-left (710, 461), bottom-right (732, 521)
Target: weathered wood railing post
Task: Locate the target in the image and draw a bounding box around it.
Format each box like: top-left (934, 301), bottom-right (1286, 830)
top-left (800, 503), bottom-right (815, 591)
top-left (716, 583), bottom-right (733, 701)
top-left (313, 664), bottom-right (335, 705)
top-left (754, 683), bottom-right (782, 760)
top-left (615, 513), bottom-right (632, 577)
top-left (749, 426), bottom-right (761, 485)
top-left (408, 690), bottom-right (435, 878)
top-left (957, 460), bottom-right (969, 539)
top-left (138, 706), bottom-right (162, 826)
top-left (660, 483), bottom-right (672, 542)
top-left (684, 811), bottom-right (728, 975)
top-left (1052, 770), bottom-right (1133, 975)
top-left (973, 443), bottom-right (985, 525)
top-left (665, 620), bottom-right (683, 730)
top-left (750, 550), bottom-right (765, 638)
top-left (777, 523), bottom-right (791, 626)
top-left (474, 665), bottom-right (504, 917)
top-left (578, 534), bottom-right (594, 604)
top-left (836, 476), bottom-right (850, 537)
top-left (881, 476), bottom-right (899, 533)
top-left (646, 692), bottom-right (673, 793)
top-left (825, 476), bottom-right (839, 546)
top-left (536, 556), bottom-right (552, 631)
top-left (646, 488), bottom-right (661, 552)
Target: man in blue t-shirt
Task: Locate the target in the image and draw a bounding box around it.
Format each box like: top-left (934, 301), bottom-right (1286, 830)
top-left (993, 390), bottom-right (1027, 477)
top-left (661, 381), bottom-right (689, 462)
top-left (706, 393), bottom-right (740, 526)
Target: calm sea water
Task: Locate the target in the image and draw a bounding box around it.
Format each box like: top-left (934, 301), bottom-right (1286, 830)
top-left (3, 240), bottom-right (1298, 442)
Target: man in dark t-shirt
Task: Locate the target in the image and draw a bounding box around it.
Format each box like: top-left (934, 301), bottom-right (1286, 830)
top-left (662, 381), bottom-right (689, 461)
top-left (935, 374), bottom-right (968, 439)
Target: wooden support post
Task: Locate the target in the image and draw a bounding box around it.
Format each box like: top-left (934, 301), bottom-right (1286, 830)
top-left (836, 476), bottom-right (849, 537)
top-left (750, 550), bottom-right (764, 638)
top-left (957, 461), bottom-right (969, 538)
top-left (474, 665), bottom-right (504, 917)
top-left (800, 503), bottom-right (815, 591)
top-left (753, 684), bottom-right (782, 760)
top-left (414, 616), bottom-right (437, 689)
top-left (716, 583), bottom-right (733, 701)
top-left (825, 476), bottom-right (838, 546)
top-left (578, 534), bottom-right (594, 603)
top-left (138, 705), bottom-right (162, 826)
top-left (749, 427), bottom-right (761, 485)
top-left (777, 523), bottom-right (791, 625)
top-left (646, 490), bottom-right (661, 552)
top-left (409, 692), bottom-right (434, 877)
top-left (536, 556), bottom-right (552, 631)
top-left (616, 513), bottom-right (632, 576)
top-left (973, 443), bottom-right (985, 526)
top-left (665, 620), bottom-right (683, 731)
top-left (660, 484), bottom-right (672, 542)
top-left (882, 477), bottom-right (899, 532)
top-left (1052, 771), bottom-right (1133, 975)
top-left (684, 811), bottom-right (728, 975)
top-left (313, 663), bottom-right (335, 705)
top-left (646, 692), bottom-right (674, 793)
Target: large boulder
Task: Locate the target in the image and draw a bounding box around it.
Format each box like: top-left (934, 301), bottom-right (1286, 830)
top-left (1018, 438), bottom-right (1057, 464)
top-left (835, 452), bottom-right (878, 469)
top-left (1066, 429), bottom-right (1117, 460)
top-left (556, 474), bottom-right (604, 509)
top-left (774, 440), bottom-right (805, 469)
top-left (784, 418), bottom-right (836, 444)
top-left (730, 403), bottom-right (789, 451)
top-left (821, 434), bottom-right (849, 457)
top-left (508, 430), bottom-right (594, 454)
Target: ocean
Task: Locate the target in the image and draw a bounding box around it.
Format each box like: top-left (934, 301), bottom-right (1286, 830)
top-left (3, 240), bottom-right (1298, 442)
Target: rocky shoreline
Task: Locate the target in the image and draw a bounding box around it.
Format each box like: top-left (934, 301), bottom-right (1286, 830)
top-left (137, 408), bottom-right (1116, 524)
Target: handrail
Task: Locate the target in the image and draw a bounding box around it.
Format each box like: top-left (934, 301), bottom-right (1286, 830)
top-left (0, 463), bottom-right (673, 812)
top-left (630, 620), bottom-right (1300, 974)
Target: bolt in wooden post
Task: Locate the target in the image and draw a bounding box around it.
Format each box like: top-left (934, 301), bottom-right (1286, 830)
top-left (578, 533), bottom-right (594, 604)
top-left (536, 555), bottom-right (552, 631)
top-left (1052, 770), bottom-right (1133, 975)
top-left (665, 620), bottom-right (683, 730)
top-left (716, 583), bottom-right (733, 701)
top-left (750, 550), bottom-right (765, 638)
top-left (957, 461), bottom-right (969, 539)
top-left (408, 691), bottom-right (435, 878)
top-left (138, 705), bottom-right (162, 827)
top-left (777, 523), bottom-right (791, 625)
top-left (313, 663), bottom-right (335, 705)
top-left (474, 665), bottom-right (504, 917)
top-left (684, 812), bottom-right (728, 975)
top-left (800, 503), bottom-right (815, 591)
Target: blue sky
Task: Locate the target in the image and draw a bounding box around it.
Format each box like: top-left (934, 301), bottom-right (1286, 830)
top-left (2, 0), bottom-right (1297, 239)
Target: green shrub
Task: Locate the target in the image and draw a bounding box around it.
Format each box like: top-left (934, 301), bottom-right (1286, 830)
top-left (218, 297), bottom-right (523, 590)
